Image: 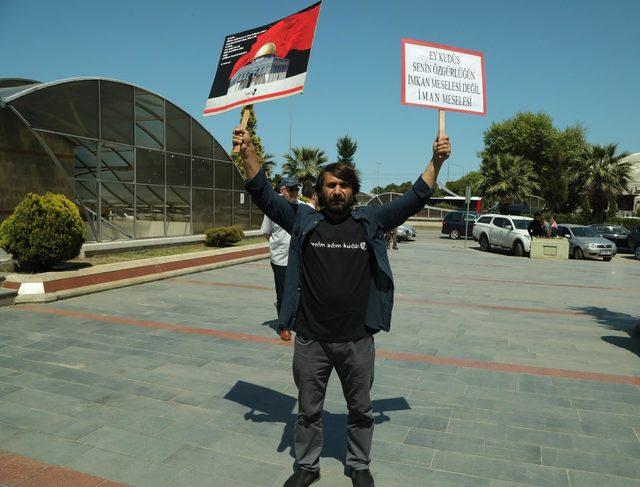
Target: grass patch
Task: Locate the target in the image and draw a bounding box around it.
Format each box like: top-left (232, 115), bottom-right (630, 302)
top-left (73, 236), bottom-right (265, 266)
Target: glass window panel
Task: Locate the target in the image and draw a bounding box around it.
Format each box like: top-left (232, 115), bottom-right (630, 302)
top-left (135, 184), bottom-right (165, 238)
top-left (166, 186), bottom-right (191, 236)
top-left (12, 80), bottom-right (99, 138)
top-left (232, 166), bottom-right (245, 190)
top-left (214, 190), bottom-right (232, 227)
top-left (166, 102), bottom-right (190, 154)
top-left (234, 191), bottom-right (249, 230)
top-left (135, 89), bottom-right (164, 149)
top-left (192, 157), bottom-right (213, 188)
top-left (250, 200), bottom-right (263, 230)
top-left (214, 139), bottom-right (231, 162)
top-left (0, 111), bottom-right (70, 222)
top-left (38, 134), bottom-right (97, 181)
top-left (75, 179), bottom-right (99, 242)
top-left (100, 142), bottom-right (134, 182)
top-left (166, 153), bottom-right (190, 187)
top-left (215, 161), bottom-right (232, 190)
top-left (100, 81), bottom-right (134, 144)
top-left (100, 182), bottom-right (135, 240)
top-left (192, 189), bottom-right (213, 234)
top-left (192, 120), bottom-right (213, 158)
top-left (136, 148), bottom-right (164, 185)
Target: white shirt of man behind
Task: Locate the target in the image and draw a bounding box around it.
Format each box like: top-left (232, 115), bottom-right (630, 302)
top-left (261, 215), bottom-right (292, 266)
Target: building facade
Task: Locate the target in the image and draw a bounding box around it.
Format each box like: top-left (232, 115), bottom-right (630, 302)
top-left (0, 77), bottom-right (262, 242)
top-left (618, 153), bottom-right (640, 215)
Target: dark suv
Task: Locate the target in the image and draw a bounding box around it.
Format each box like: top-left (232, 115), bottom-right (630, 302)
top-left (589, 224), bottom-right (633, 252)
top-left (442, 211), bottom-right (478, 239)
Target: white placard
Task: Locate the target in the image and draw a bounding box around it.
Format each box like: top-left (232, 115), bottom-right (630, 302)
top-left (402, 39), bottom-right (486, 115)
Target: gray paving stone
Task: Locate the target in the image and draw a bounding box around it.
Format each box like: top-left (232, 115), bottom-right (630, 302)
top-left (541, 447), bottom-right (640, 479)
top-left (451, 405), bottom-right (583, 435)
top-left (567, 470), bottom-right (640, 487)
top-left (0, 383), bottom-right (20, 399)
top-left (64, 447), bottom-right (162, 485)
top-left (0, 421), bottom-right (21, 442)
top-left (77, 425), bottom-right (184, 463)
top-left (370, 439), bottom-right (434, 467)
top-left (2, 429), bottom-right (92, 465)
top-left (431, 450), bottom-right (570, 486)
top-left (571, 397), bottom-right (640, 417)
top-left (405, 427), bottom-right (541, 464)
top-left (374, 459), bottom-right (492, 486)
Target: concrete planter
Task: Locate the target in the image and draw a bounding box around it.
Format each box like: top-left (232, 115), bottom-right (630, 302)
top-left (530, 238), bottom-right (569, 259)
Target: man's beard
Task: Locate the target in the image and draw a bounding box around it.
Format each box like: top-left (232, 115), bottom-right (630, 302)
top-left (319, 192), bottom-right (354, 218)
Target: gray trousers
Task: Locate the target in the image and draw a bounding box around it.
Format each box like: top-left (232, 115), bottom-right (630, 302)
top-left (292, 334), bottom-right (375, 472)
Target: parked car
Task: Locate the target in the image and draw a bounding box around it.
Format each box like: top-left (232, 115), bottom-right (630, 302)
top-left (441, 211), bottom-right (478, 239)
top-left (557, 224), bottom-right (616, 261)
top-left (589, 224), bottom-right (632, 252)
top-left (397, 223), bottom-right (416, 241)
top-left (472, 214), bottom-right (533, 256)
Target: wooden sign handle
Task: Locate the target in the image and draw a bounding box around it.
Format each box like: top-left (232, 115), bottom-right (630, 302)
top-left (232, 107), bottom-right (251, 154)
top-left (438, 110), bottom-right (446, 139)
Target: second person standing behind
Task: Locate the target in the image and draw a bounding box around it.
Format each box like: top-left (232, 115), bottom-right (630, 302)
top-left (260, 176), bottom-right (304, 342)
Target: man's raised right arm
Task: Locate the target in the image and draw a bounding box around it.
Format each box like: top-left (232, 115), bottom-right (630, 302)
top-left (233, 127), bottom-right (296, 232)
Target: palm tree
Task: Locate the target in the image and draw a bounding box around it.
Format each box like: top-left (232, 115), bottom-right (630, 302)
top-left (478, 154), bottom-right (540, 213)
top-left (540, 147), bottom-right (569, 213)
top-left (336, 135), bottom-right (357, 167)
top-left (571, 144), bottom-right (631, 222)
top-left (261, 152), bottom-right (276, 179)
top-left (282, 147), bottom-right (328, 196)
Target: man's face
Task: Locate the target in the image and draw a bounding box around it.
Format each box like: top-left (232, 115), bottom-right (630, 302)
top-left (280, 185), bottom-right (299, 203)
top-left (319, 173), bottom-right (354, 218)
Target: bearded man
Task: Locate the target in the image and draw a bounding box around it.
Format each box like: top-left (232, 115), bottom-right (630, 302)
top-left (233, 127), bottom-right (450, 487)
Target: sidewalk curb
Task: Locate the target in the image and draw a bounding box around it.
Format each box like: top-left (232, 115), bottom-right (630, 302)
top-left (1, 243), bottom-right (269, 304)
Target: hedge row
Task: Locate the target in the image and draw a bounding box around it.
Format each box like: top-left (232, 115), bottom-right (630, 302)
top-left (204, 225), bottom-right (244, 247)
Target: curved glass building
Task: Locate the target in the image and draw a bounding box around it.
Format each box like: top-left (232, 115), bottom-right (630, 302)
top-left (0, 77), bottom-right (261, 242)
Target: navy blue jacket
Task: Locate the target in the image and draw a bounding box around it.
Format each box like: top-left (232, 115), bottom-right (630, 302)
top-left (245, 168), bottom-right (433, 333)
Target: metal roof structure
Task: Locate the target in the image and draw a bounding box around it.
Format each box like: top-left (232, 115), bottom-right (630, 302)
top-left (0, 77), bottom-right (211, 136)
top-left (0, 77), bottom-right (259, 242)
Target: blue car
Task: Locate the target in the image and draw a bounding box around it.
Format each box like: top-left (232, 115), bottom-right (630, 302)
top-left (441, 211), bottom-right (478, 239)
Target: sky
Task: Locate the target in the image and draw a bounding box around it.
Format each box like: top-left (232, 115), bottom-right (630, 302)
top-left (2, 0), bottom-right (639, 192)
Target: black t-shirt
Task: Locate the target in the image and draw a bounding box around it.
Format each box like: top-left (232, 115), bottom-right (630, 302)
top-left (295, 214), bottom-right (373, 342)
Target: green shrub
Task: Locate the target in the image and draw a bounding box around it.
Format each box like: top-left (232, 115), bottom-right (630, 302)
top-left (0, 192), bottom-right (86, 272)
top-left (204, 225), bottom-right (244, 247)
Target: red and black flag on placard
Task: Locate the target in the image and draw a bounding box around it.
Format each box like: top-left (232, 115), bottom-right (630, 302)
top-left (204, 1), bottom-right (321, 116)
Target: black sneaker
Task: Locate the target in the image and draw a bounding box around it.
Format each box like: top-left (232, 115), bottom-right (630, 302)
top-left (283, 468), bottom-right (320, 487)
top-left (351, 469), bottom-right (375, 487)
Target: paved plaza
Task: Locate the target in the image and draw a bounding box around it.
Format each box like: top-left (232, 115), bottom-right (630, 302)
top-left (0, 230), bottom-right (639, 486)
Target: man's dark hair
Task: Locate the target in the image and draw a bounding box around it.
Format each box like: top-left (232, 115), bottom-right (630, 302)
top-left (315, 163), bottom-right (361, 195)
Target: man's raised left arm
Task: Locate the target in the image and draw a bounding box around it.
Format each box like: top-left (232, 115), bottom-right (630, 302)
top-left (375, 135), bottom-right (451, 231)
